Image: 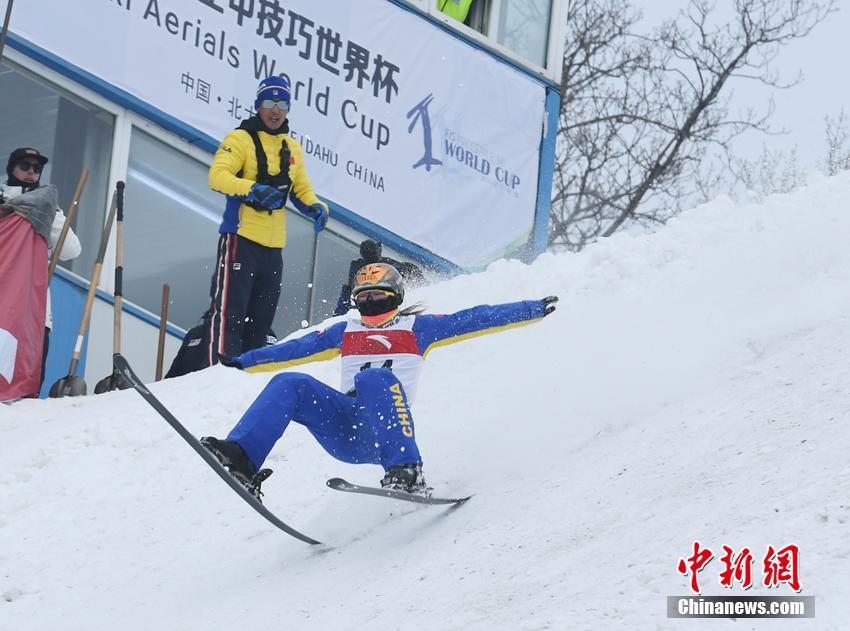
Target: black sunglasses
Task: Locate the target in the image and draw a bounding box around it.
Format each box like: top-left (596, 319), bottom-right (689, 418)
top-left (17, 160), bottom-right (43, 174)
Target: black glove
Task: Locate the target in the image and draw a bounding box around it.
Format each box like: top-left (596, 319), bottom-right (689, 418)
top-left (542, 296), bottom-right (558, 316)
top-left (217, 354), bottom-right (243, 370)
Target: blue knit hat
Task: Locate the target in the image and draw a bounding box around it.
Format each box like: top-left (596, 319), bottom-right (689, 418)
top-left (255, 76), bottom-right (291, 109)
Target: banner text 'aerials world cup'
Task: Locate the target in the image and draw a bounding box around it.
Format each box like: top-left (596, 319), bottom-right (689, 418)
top-left (12, 0), bottom-right (547, 267)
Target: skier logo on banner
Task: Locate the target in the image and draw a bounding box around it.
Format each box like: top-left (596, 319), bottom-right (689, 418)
top-left (407, 93), bottom-right (443, 172)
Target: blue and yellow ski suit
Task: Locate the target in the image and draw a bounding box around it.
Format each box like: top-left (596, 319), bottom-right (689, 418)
top-left (226, 300), bottom-right (548, 471)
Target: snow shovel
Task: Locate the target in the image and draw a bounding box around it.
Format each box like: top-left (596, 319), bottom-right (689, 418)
top-left (95, 182), bottom-right (130, 394)
top-left (49, 183), bottom-right (121, 398)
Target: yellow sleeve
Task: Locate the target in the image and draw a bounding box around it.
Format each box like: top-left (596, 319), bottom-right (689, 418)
top-left (288, 139), bottom-right (328, 213)
top-left (208, 130), bottom-right (255, 197)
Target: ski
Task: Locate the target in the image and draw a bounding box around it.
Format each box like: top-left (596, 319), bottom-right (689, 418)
top-left (327, 477), bottom-right (472, 505)
top-left (113, 354), bottom-right (321, 545)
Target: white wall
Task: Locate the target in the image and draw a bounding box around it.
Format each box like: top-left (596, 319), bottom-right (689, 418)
top-left (85, 297), bottom-right (183, 386)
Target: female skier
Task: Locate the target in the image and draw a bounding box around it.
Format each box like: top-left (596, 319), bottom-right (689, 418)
top-left (202, 263), bottom-right (558, 498)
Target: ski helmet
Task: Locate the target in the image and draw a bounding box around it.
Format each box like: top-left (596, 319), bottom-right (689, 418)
top-left (352, 263), bottom-right (404, 315)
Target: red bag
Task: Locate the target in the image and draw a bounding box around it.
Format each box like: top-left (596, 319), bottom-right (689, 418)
top-left (0, 213), bottom-right (48, 401)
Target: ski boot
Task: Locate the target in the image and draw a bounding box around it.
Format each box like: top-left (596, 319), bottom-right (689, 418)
top-left (200, 436), bottom-right (273, 503)
top-left (380, 463), bottom-right (428, 494)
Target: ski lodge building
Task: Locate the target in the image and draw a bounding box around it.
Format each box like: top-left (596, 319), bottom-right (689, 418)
top-left (1, 0), bottom-right (564, 393)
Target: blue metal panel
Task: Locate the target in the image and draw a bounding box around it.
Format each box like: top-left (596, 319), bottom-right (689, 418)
top-left (530, 86), bottom-right (560, 259)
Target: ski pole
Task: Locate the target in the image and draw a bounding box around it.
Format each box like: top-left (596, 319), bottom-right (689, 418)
top-left (307, 230), bottom-right (321, 323)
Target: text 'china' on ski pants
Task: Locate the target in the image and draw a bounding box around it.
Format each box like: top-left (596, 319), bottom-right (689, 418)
top-left (227, 368), bottom-right (421, 471)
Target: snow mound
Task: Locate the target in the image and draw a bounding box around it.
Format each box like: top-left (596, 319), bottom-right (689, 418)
top-left (3, 173), bottom-right (850, 630)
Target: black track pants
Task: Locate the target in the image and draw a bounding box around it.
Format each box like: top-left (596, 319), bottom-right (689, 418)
top-left (207, 233), bottom-right (282, 363)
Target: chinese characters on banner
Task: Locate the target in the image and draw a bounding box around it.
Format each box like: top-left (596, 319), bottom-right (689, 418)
top-left (195, 0), bottom-right (402, 104)
top-left (180, 72), bottom-right (255, 121)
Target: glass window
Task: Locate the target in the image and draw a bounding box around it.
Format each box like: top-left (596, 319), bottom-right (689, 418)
top-left (276, 212), bottom-right (316, 335)
top-left (497, 0), bottom-right (552, 68)
top-left (124, 129), bottom-right (224, 330)
top-left (465, 0), bottom-right (492, 34)
top-left (310, 231), bottom-right (361, 322)
top-left (0, 60), bottom-right (114, 279)
top-left (124, 128), bottom-right (318, 338)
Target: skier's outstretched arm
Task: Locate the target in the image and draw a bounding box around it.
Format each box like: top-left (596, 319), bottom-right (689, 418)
top-left (414, 296), bottom-right (558, 356)
top-left (223, 321), bottom-right (347, 373)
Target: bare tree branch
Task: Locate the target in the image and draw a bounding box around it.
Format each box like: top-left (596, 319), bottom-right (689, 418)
top-left (550, 0), bottom-right (836, 251)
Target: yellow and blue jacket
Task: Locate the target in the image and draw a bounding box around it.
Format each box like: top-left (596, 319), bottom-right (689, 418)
top-left (209, 117), bottom-right (328, 249)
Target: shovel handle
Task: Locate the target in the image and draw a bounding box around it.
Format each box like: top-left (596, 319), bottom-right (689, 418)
top-left (64, 184), bottom-right (120, 377)
top-left (113, 180), bottom-right (125, 353)
top-left (0, 0), bottom-right (14, 62)
top-left (48, 169), bottom-right (89, 283)
top-left (155, 283), bottom-right (170, 381)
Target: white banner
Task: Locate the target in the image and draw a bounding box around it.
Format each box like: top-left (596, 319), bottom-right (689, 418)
top-left (12, 0), bottom-right (546, 268)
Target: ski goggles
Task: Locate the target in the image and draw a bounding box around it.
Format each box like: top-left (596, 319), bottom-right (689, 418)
top-left (259, 99), bottom-right (290, 111)
top-left (354, 289), bottom-right (395, 302)
top-left (16, 160), bottom-right (44, 174)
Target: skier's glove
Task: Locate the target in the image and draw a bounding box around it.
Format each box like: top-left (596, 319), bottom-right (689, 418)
top-left (542, 296), bottom-right (559, 316)
top-left (245, 183), bottom-right (286, 211)
top-left (217, 354), bottom-right (244, 370)
top-left (309, 203), bottom-right (328, 233)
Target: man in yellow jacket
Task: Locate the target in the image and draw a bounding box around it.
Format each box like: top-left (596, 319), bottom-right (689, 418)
top-left (206, 75), bottom-right (329, 364)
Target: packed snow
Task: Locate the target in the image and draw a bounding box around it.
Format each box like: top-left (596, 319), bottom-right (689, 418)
top-left (3, 172), bottom-right (850, 630)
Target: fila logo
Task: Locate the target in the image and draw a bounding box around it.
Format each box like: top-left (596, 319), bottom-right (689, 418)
top-left (232, 262), bottom-right (241, 270)
top-left (366, 334), bottom-right (392, 349)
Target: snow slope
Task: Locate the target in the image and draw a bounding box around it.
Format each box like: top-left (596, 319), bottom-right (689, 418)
top-left (3, 173), bottom-right (850, 631)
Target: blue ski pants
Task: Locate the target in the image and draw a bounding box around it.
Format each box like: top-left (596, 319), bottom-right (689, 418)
top-left (227, 368), bottom-right (421, 471)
